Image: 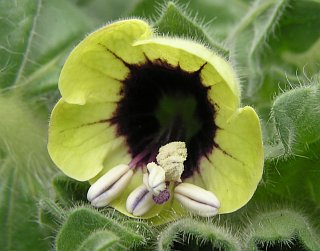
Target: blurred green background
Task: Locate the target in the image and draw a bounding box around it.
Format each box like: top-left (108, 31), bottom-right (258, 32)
top-left (1, 0), bottom-right (320, 250)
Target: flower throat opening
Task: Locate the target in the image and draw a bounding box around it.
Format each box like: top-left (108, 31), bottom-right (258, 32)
top-left (110, 58), bottom-right (217, 179)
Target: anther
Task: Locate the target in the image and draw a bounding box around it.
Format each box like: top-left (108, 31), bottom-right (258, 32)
top-left (87, 164), bottom-right (133, 207)
top-left (126, 184), bottom-right (154, 216)
top-left (174, 183), bottom-right (220, 217)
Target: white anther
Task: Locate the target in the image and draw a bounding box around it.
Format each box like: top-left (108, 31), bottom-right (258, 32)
top-left (156, 141), bottom-right (187, 181)
top-left (126, 184), bottom-right (154, 216)
top-left (174, 183), bottom-right (220, 217)
top-left (144, 162), bottom-right (166, 195)
top-left (87, 164), bottom-right (133, 207)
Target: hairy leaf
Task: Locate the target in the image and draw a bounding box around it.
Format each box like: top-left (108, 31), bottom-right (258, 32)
top-left (228, 0), bottom-right (289, 98)
top-left (157, 218), bottom-right (241, 251)
top-left (131, 0), bottom-right (247, 40)
top-left (0, 0), bottom-right (91, 92)
top-left (0, 0), bottom-right (94, 250)
top-left (155, 2), bottom-right (229, 57)
top-left (38, 199), bottom-right (67, 232)
top-left (77, 230), bottom-right (120, 251)
top-left (56, 207), bottom-right (146, 251)
top-left (53, 175), bottom-right (90, 206)
top-left (246, 209), bottom-right (320, 250)
top-left (272, 84), bottom-right (320, 154)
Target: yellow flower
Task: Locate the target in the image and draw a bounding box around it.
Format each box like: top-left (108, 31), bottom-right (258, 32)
top-left (48, 19), bottom-right (263, 222)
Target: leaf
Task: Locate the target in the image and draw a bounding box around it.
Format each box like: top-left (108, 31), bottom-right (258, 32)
top-left (186, 0), bottom-right (248, 40)
top-left (229, 0), bottom-right (320, 110)
top-left (0, 94), bottom-right (56, 251)
top-left (0, 94), bottom-right (54, 190)
top-left (256, 0), bottom-right (320, 111)
top-left (0, 169), bottom-right (50, 251)
top-left (0, 0), bottom-right (94, 249)
top-left (0, 0), bottom-right (92, 92)
top-left (56, 207), bottom-right (146, 251)
top-left (123, 220), bottom-right (154, 242)
top-left (228, 0), bottom-right (289, 98)
top-left (52, 175), bottom-right (90, 206)
top-left (272, 84), bottom-right (320, 154)
top-left (267, 0), bottom-right (320, 74)
top-left (155, 2), bottom-right (229, 58)
top-left (246, 209), bottom-right (320, 250)
top-left (265, 149), bottom-right (320, 220)
top-left (157, 218), bottom-right (241, 251)
top-left (131, 0), bottom-right (248, 40)
top-left (77, 230), bottom-right (120, 251)
top-left (38, 199), bottom-right (67, 232)
top-left (250, 84), bottom-right (320, 233)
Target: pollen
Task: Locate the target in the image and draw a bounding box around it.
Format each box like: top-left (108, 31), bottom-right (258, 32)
top-left (156, 141), bottom-right (187, 181)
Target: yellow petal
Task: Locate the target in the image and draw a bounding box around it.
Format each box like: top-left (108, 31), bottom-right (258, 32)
top-left (48, 99), bottom-right (130, 181)
top-left (59, 19), bottom-right (152, 105)
top-left (184, 106), bottom-right (263, 213)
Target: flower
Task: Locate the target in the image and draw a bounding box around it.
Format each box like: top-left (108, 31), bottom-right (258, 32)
top-left (48, 19), bottom-right (263, 221)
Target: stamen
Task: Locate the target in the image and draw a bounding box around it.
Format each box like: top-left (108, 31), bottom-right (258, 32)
top-left (125, 141), bottom-right (217, 216)
top-left (145, 162), bottom-right (166, 195)
top-left (128, 149), bottom-right (150, 168)
top-left (126, 184), bottom-right (154, 216)
top-left (174, 183), bottom-right (220, 217)
top-left (87, 164), bottom-right (133, 207)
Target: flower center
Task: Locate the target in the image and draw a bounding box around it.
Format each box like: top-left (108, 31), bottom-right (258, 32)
top-left (111, 58), bottom-right (217, 179)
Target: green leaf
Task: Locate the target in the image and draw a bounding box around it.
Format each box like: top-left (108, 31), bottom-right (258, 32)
top-left (265, 149), bottom-right (320, 219)
top-left (56, 207), bottom-right (145, 251)
top-left (0, 0), bottom-right (92, 92)
top-left (256, 84), bottom-right (320, 231)
top-left (0, 94), bottom-right (54, 192)
top-left (53, 175), bottom-right (90, 206)
top-left (228, 0), bottom-right (289, 98)
top-left (155, 2), bottom-right (229, 57)
top-left (272, 84), bottom-right (320, 155)
top-left (0, 0), bottom-right (95, 247)
top-left (267, 0), bottom-right (320, 74)
top-left (0, 94), bottom-right (55, 251)
top-left (256, 0), bottom-right (320, 113)
top-left (157, 218), bottom-right (241, 251)
top-left (77, 230), bottom-right (120, 251)
top-left (282, 1), bottom-right (320, 50)
top-left (0, 169), bottom-right (50, 251)
top-left (131, 0), bottom-right (248, 40)
top-left (186, 0), bottom-right (248, 40)
top-left (246, 209), bottom-right (320, 250)
top-left (229, 0), bottom-right (320, 109)
top-left (123, 220), bottom-right (154, 243)
top-left (38, 199), bottom-right (67, 232)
